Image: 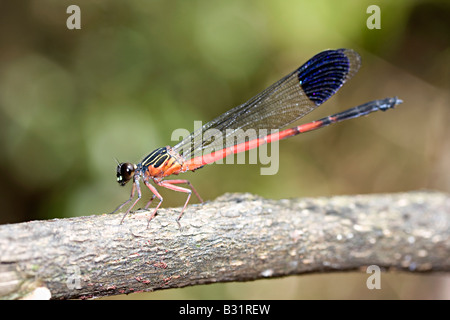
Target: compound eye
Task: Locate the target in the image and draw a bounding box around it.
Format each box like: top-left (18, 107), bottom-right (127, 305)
top-left (116, 163), bottom-right (135, 186)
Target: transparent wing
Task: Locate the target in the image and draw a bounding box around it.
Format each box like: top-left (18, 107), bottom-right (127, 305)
top-left (173, 49), bottom-right (361, 160)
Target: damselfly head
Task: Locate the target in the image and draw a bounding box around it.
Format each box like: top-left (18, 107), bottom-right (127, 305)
top-left (116, 162), bottom-right (136, 186)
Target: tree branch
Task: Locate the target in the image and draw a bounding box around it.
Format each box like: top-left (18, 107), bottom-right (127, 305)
top-left (0, 191), bottom-right (449, 299)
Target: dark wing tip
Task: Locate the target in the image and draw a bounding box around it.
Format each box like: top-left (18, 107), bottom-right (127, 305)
top-left (297, 49), bottom-right (361, 106)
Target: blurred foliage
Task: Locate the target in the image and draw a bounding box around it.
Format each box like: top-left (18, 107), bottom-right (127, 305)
top-left (0, 0), bottom-right (448, 299)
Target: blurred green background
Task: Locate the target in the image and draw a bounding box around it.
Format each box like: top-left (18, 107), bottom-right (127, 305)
top-left (0, 0), bottom-right (449, 299)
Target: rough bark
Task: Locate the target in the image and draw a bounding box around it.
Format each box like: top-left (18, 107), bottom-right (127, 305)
top-left (0, 191), bottom-right (448, 300)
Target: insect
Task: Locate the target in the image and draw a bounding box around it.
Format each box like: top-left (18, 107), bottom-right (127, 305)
top-left (111, 49), bottom-right (402, 227)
